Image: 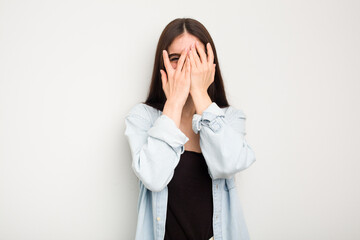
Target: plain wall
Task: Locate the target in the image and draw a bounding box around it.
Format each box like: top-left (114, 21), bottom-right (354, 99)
top-left (1, 0), bottom-right (359, 239)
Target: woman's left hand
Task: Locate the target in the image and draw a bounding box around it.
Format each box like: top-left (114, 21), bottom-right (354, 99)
top-left (188, 41), bottom-right (216, 96)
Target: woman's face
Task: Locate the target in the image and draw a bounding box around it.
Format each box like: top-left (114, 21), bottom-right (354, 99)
top-left (167, 33), bottom-right (206, 69)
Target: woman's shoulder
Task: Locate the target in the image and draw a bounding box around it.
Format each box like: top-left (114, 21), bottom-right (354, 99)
top-left (126, 102), bottom-right (161, 122)
top-left (213, 103), bottom-right (246, 119)
top-left (225, 105), bottom-right (246, 117)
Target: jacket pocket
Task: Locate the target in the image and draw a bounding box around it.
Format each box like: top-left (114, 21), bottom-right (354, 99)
top-left (224, 177), bottom-right (236, 191)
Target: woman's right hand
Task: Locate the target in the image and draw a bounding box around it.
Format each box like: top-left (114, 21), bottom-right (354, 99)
top-left (160, 47), bottom-right (191, 107)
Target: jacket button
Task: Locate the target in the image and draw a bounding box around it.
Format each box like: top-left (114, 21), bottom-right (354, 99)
top-left (156, 217), bottom-right (160, 221)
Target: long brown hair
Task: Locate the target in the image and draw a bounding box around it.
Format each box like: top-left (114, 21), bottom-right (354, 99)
top-left (143, 18), bottom-right (230, 111)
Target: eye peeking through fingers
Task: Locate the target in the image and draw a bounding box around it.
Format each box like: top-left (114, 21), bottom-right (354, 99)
top-left (168, 52), bottom-right (181, 63)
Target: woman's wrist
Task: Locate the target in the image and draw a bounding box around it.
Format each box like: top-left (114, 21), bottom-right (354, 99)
top-left (163, 99), bottom-right (184, 128)
top-left (190, 90), bottom-right (212, 115)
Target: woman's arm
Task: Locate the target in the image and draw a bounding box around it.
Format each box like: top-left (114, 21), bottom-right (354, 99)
top-left (192, 102), bottom-right (256, 179)
top-left (124, 103), bottom-right (189, 192)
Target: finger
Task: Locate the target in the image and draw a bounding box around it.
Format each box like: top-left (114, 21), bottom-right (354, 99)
top-left (160, 69), bottom-right (168, 85)
top-left (185, 57), bottom-right (190, 79)
top-left (207, 42), bottom-right (215, 65)
top-left (210, 64), bottom-right (216, 82)
top-left (160, 69), bottom-right (169, 96)
top-left (181, 56), bottom-right (188, 77)
top-left (195, 41), bottom-right (207, 64)
top-left (190, 42), bottom-right (200, 68)
top-left (188, 47), bottom-right (197, 69)
top-left (162, 50), bottom-right (174, 73)
top-left (176, 47), bottom-right (188, 74)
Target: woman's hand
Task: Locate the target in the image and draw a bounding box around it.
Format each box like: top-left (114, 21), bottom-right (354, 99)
top-left (188, 41), bottom-right (216, 96)
top-left (160, 47), bottom-right (191, 107)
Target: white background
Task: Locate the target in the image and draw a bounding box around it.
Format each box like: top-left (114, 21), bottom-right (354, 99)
top-left (1, 0), bottom-right (359, 239)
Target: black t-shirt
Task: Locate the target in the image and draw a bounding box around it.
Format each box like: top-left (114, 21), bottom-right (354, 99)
top-left (164, 150), bottom-right (214, 240)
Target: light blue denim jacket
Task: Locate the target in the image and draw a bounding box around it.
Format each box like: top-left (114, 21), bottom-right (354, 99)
top-left (124, 101), bottom-right (256, 240)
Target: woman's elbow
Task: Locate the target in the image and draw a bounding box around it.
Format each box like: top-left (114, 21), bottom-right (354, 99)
top-left (131, 156), bottom-right (174, 192)
top-left (141, 178), bottom-right (169, 192)
top-left (235, 146), bottom-right (256, 172)
top-left (210, 146), bottom-right (256, 179)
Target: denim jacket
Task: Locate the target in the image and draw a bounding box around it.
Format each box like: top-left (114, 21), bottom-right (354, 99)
top-left (124, 101), bottom-right (256, 240)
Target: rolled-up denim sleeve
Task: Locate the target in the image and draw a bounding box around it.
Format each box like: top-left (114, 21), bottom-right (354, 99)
top-left (124, 103), bottom-right (189, 192)
top-left (192, 102), bottom-right (256, 179)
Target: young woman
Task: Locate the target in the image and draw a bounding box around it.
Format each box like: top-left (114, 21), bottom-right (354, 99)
top-left (124, 18), bottom-right (256, 240)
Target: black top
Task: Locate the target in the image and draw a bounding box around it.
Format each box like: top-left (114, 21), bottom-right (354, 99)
top-left (164, 150), bottom-right (214, 240)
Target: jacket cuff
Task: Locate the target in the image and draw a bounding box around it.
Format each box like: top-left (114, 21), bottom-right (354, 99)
top-left (147, 114), bottom-right (189, 154)
top-left (192, 102), bottom-right (225, 134)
